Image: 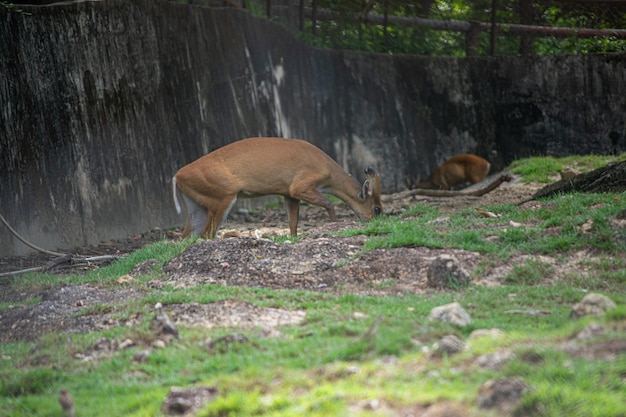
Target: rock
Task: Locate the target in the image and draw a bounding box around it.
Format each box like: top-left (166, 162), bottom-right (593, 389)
top-left (560, 168), bottom-right (579, 180)
top-left (161, 386), bottom-right (218, 416)
top-left (151, 310), bottom-right (179, 339)
top-left (132, 349), bottom-right (152, 362)
top-left (435, 335), bottom-right (465, 356)
top-left (427, 255), bottom-right (471, 289)
top-left (477, 377), bottom-right (528, 411)
top-left (570, 293), bottom-right (616, 318)
top-left (428, 302), bottom-right (472, 327)
top-left (574, 322), bottom-right (606, 339)
top-left (474, 350), bottom-right (516, 371)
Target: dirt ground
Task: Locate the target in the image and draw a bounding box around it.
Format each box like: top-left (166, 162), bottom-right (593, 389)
top-left (1, 174), bottom-right (625, 372)
top-left (3, 174), bottom-right (625, 417)
top-left (0, 176), bottom-right (550, 343)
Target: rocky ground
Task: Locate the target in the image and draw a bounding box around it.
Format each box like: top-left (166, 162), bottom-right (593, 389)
top-left (0, 176), bottom-right (608, 343)
top-left (2, 175), bottom-right (625, 416)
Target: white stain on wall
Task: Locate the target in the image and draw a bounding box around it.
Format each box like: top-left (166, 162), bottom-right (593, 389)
top-left (257, 55), bottom-right (290, 138)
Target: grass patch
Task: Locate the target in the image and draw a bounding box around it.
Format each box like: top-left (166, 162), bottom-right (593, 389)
top-left (1, 155), bottom-right (625, 417)
top-left (508, 153), bottom-right (626, 183)
top-left (360, 193), bottom-right (625, 262)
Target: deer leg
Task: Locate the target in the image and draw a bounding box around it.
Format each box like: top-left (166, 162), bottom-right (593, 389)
top-left (291, 189), bottom-right (337, 222)
top-left (200, 196), bottom-right (237, 238)
top-left (285, 196), bottom-right (300, 237)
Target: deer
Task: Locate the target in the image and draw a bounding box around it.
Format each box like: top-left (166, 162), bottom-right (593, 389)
top-left (172, 137), bottom-right (383, 238)
top-left (415, 154), bottom-right (490, 190)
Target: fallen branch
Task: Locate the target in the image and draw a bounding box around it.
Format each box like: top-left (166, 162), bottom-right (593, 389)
top-left (523, 161), bottom-right (626, 203)
top-left (0, 212), bottom-right (124, 277)
top-left (504, 309), bottom-right (552, 316)
top-left (0, 254), bottom-right (122, 278)
top-left (0, 266), bottom-right (45, 277)
top-left (383, 172), bottom-right (512, 202)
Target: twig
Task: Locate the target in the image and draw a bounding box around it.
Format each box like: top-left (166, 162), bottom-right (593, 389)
top-left (0, 254), bottom-right (123, 277)
top-left (504, 309), bottom-right (551, 316)
top-left (43, 254), bottom-right (73, 271)
top-left (0, 266), bottom-right (44, 278)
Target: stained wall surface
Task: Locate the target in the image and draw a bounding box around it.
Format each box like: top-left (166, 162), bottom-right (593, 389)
top-left (1, 0), bottom-right (625, 255)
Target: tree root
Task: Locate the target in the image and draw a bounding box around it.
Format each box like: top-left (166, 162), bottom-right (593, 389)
top-left (383, 172), bottom-right (513, 202)
top-left (0, 212), bottom-right (121, 277)
top-left (520, 160), bottom-right (626, 204)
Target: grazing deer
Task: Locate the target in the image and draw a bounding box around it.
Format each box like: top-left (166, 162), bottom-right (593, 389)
top-left (172, 137), bottom-right (383, 238)
top-left (416, 154), bottom-right (490, 190)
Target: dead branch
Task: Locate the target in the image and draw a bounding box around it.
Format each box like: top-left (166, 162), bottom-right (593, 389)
top-left (0, 212), bottom-right (122, 277)
top-left (383, 172), bottom-right (512, 202)
top-left (504, 309), bottom-right (552, 316)
top-left (527, 160), bottom-right (626, 202)
top-left (0, 254), bottom-right (122, 278)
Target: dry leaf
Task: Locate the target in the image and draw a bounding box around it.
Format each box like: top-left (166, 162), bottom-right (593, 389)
top-left (118, 274), bottom-right (135, 284)
top-left (580, 219), bottom-right (593, 233)
top-left (475, 208), bottom-right (501, 218)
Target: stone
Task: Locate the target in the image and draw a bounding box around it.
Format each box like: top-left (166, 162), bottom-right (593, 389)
top-left (151, 311), bottom-right (179, 339)
top-left (428, 302), bottom-right (472, 327)
top-left (435, 334), bottom-right (465, 356)
top-left (570, 293), bottom-right (616, 318)
top-left (474, 350), bottom-right (516, 371)
top-left (477, 377), bottom-right (528, 411)
top-left (560, 168), bottom-right (579, 180)
top-left (161, 386), bottom-right (218, 416)
top-left (427, 255), bottom-right (471, 289)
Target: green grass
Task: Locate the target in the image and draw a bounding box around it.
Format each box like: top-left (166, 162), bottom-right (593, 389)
top-left (359, 193), bottom-right (625, 264)
top-left (508, 153), bottom-right (626, 183)
top-left (1, 155), bottom-right (625, 416)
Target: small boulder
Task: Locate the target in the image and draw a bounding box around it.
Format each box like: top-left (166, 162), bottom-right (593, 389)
top-left (435, 334), bottom-right (465, 356)
top-left (428, 302), bottom-right (472, 327)
top-left (570, 293), bottom-right (616, 318)
top-left (477, 377), bottom-right (528, 411)
top-left (474, 350), bottom-right (516, 371)
top-left (427, 255), bottom-right (471, 289)
top-left (162, 386), bottom-right (218, 416)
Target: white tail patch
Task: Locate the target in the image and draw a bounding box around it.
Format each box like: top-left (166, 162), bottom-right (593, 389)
top-left (172, 176), bottom-right (182, 214)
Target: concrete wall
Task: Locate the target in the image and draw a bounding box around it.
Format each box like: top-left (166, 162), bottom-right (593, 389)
top-left (1, 0), bottom-right (625, 255)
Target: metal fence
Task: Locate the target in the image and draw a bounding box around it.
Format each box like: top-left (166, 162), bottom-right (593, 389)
top-left (187, 0), bottom-right (626, 56)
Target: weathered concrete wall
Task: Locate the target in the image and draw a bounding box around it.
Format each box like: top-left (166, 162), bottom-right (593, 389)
top-left (1, 0), bottom-right (625, 255)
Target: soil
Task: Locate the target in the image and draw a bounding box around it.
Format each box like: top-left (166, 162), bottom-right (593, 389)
top-left (3, 174), bottom-right (626, 417)
top-left (0, 176), bottom-right (617, 347)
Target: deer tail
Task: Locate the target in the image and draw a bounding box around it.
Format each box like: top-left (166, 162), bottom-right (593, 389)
top-left (172, 176), bottom-right (182, 214)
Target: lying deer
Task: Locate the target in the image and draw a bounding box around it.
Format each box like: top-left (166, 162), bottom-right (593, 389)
top-left (416, 154), bottom-right (490, 190)
top-left (172, 137), bottom-right (383, 238)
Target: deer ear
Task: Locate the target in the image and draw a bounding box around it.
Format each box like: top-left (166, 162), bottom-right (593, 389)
top-left (359, 179), bottom-right (371, 200)
top-left (364, 167), bottom-right (377, 177)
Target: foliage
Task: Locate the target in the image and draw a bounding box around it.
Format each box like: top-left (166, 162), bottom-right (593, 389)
top-left (0, 1), bottom-right (30, 15)
top-left (243, 0), bottom-right (626, 56)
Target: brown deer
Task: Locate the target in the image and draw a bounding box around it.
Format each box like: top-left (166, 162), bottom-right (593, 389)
top-left (416, 154), bottom-right (490, 190)
top-left (172, 137), bottom-right (383, 238)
